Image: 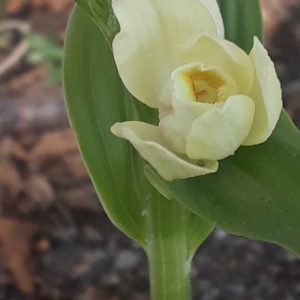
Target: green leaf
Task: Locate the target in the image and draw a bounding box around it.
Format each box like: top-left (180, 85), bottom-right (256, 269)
top-left (145, 111), bottom-right (300, 256)
top-left (217, 0), bottom-right (263, 53)
top-left (26, 33), bottom-right (63, 61)
top-left (64, 5), bottom-right (149, 244)
top-left (26, 33), bottom-right (63, 83)
top-left (73, 0), bottom-right (118, 44)
top-left (63, 5), bottom-right (212, 254)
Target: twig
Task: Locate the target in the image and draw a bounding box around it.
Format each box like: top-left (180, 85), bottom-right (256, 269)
top-left (0, 20), bottom-right (30, 34)
top-left (0, 20), bottom-right (31, 79)
top-left (0, 40), bottom-right (29, 77)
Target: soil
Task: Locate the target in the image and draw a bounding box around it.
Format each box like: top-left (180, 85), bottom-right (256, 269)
top-left (0, 0), bottom-right (300, 299)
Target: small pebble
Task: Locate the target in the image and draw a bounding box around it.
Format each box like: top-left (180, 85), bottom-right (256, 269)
top-left (115, 250), bottom-right (140, 271)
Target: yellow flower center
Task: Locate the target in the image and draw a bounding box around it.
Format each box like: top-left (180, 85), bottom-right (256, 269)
top-left (172, 63), bottom-right (238, 104)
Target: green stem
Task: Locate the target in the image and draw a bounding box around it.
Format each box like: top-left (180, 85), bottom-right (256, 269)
top-left (146, 192), bottom-right (192, 300)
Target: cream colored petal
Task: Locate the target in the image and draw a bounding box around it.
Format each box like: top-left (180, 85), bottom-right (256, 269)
top-left (243, 37), bottom-right (283, 146)
top-left (112, 0), bottom-right (219, 108)
top-left (159, 99), bottom-right (215, 154)
top-left (179, 34), bottom-right (255, 95)
top-left (186, 95), bottom-right (255, 161)
top-left (201, 0), bottom-right (225, 37)
top-left (111, 121), bottom-right (218, 181)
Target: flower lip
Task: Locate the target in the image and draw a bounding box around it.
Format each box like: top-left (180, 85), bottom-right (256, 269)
top-left (172, 62), bottom-right (238, 105)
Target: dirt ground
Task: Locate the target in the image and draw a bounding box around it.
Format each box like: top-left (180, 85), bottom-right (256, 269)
top-left (0, 0), bottom-right (300, 299)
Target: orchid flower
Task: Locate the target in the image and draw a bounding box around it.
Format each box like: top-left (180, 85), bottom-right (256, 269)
top-left (111, 0), bottom-right (282, 181)
top-left (64, 2), bottom-right (300, 299)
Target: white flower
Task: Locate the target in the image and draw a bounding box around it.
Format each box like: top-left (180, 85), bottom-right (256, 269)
top-left (111, 0), bottom-right (282, 181)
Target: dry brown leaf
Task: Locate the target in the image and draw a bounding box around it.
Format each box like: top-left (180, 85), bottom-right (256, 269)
top-left (61, 186), bottom-right (100, 211)
top-left (62, 152), bottom-right (88, 179)
top-left (8, 66), bottom-right (46, 93)
top-left (0, 218), bottom-right (37, 294)
top-left (24, 175), bottom-right (54, 207)
top-left (48, 0), bottom-right (71, 12)
top-left (261, 0), bottom-right (298, 37)
top-left (0, 160), bottom-right (22, 199)
top-left (0, 137), bottom-right (28, 161)
top-left (29, 128), bottom-right (78, 163)
top-left (30, 0), bottom-right (48, 8)
top-left (27, 0), bottom-right (71, 11)
top-left (5, 0), bottom-right (27, 14)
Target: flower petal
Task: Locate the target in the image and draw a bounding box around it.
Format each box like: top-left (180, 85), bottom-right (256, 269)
top-left (159, 99), bottom-right (214, 154)
top-left (243, 38), bottom-right (283, 146)
top-left (111, 121), bottom-right (218, 181)
top-left (186, 95), bottom-right (255, 161)
top-left (201, 0), bottom-right (224, 37)
top-left (179, 34), bottom-right (255, 95)
top-left (112, 0), bottom-right (220, 108)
